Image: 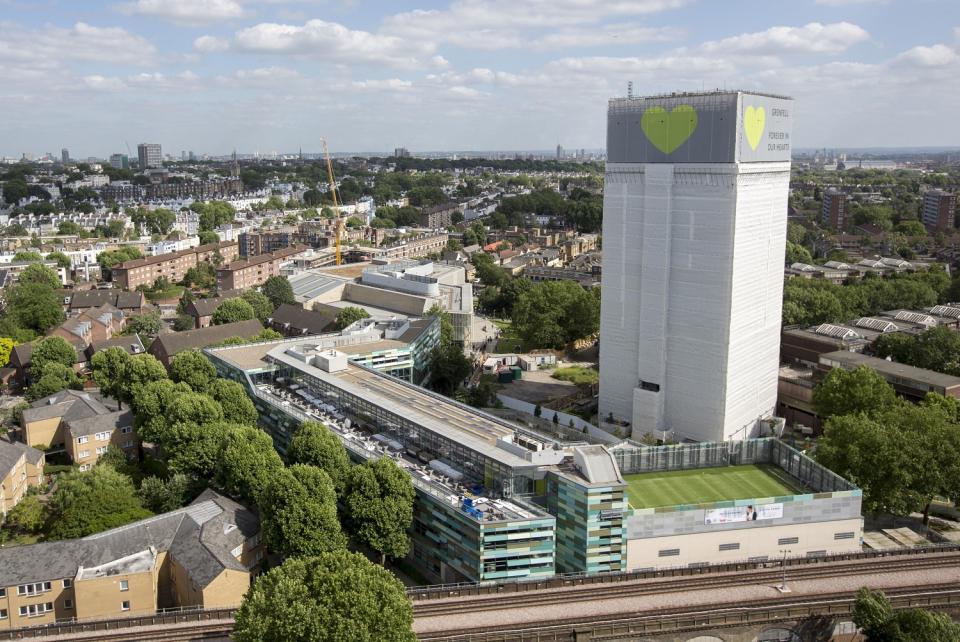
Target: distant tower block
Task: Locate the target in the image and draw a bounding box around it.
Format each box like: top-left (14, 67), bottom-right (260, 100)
top-left (599, 90), bottom-right (794, 442)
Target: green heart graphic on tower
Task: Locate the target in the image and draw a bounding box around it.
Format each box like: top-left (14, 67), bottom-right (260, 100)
top-left (640, 105), bottom-right (698, 154)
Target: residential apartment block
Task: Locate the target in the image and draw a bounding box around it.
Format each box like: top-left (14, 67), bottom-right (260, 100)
top-left (20, 390), bottom-right (137, 470)
top-left (0, 440), bottom-right (45, 518)
top-left (419, 202), bottom-right (461, 229)
top-left (111, 242), bottom-right (239, 290)
top-left (0, 490), bottom-right (261, 630)
top-left (821, 188), bottom-right (850, 230)
top-left (216, 246), bottom-right (304, 291)
top-left (922, 189), bottom-right (956, 232)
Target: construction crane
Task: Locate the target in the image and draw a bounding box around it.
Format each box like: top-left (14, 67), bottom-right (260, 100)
top-left (321, 138), bottom-right (343, 265)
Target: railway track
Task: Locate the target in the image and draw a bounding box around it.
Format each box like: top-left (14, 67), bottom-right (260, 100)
top-left (413, 550), bottom-right (960, 618)
top-left (417, 584), bottom-right (960, 641)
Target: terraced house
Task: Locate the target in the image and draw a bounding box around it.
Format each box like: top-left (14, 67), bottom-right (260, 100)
top-left (0, 490), bottom-right (261, 630)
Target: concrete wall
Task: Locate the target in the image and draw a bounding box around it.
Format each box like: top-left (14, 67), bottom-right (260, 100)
top-left (626, 517), bottom-right (862, 570)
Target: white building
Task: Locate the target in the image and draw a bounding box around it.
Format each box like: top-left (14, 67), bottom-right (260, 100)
top-left (599, 90), bottom-right (793, 443)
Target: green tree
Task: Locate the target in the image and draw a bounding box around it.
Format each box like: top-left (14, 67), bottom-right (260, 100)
top-left (169, 349), bottom-right (217, 393)
top-left (853, 587), bottom-right (960, 641)
top-left (131, 380), bottom-right (191, 443)
top-left (785, 241), bottom-right (813, 265)
top-left (5, 494), bottom-right (45, 534)
top-left (25, 363), bottom-right (82, 401)
top-left (18, 263), bottom-right (61, 289)
top-left (512, 280), bottom-right (600, 349)
top-left (242, 290), bottom-right (274, 323)
top-left (343, 458), bottom-right (415, 565)
top-left (812, 366), bottom-right (899, 420)
top-left (138, 473), bottom-right (192, 513)
top-left (208, 379), bottom-right (258, 425)
top-left (46, 465), bottom-right (152, 539)
top-left (217, 426), bottom-right (285, 502)
top-left (121, 354), bottom-right (168, 404)
top-left (6, 281), bottom-right (65, 333)
top-left (212, 298), bottom-right (256, 325)
top-left (258, 464), bottom-right (347, 558)
top-left (91, 346), bottom-right (131, 408)
top-left (334, 306), bottom-right (370, 330)
top-left (198, 230), bottom-right (219, 245)
top-left (46, 251), bottom-right (72, 269)
top-left (167, 420), bottom-right (236, 479)
top-left (233, 552), bottom-right (415, 642)
top-left (125, 311), bottom-right (162, 336)
top-left (0, 337), bottom-right (14, 367)
top-left (30, 336), bottom-right (77, 378)
top-left (288, 421), bottom-right (351, 494)
top-left (12, 250), bottom-right (43, 262)
top-left (262, 275), bottom-right (296, 308)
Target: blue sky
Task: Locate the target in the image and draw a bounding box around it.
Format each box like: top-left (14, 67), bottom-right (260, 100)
top-left (1, 0), bottom-right (958, 157)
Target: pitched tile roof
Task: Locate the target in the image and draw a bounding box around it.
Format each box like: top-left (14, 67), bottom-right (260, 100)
top-left (149, 319), bottom-right (264, 358)
top-left (267, 303), bottom-right (335, 335)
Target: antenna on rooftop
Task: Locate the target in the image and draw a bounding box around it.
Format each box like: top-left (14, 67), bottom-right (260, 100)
top-left (627, 81), bottom-right (634, 99)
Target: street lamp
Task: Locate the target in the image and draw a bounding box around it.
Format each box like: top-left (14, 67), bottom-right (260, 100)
top-left (778, 549), bottom-right (792, 593)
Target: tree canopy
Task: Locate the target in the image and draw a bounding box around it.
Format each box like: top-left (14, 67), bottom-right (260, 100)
top-left (853, 587), bottom-right (960, 641)
top-left (217, 426), bottom-right (285, 502)
top-left (242, 290), bottom-right (274, 324)
top-left (258, 464), bottom-right (346, 558)
top-left (512, 280), bottom-right (600, 349)
top-left (342, 458), bottom-right (415, 565)
top-left (233, 552), bottom-right (416, 642)
top-left (334, 306), bottom-right (370, 330)
top-left (288, 421), bottom-right (351, 495)
top-left (261, 275), bottom-right (295, 308)
top-left (169, 350), bottom-right (217, 393)
top-left (46, 465), bottom-right (152, 539)
top-left (212, 298), bottom-right (256, 325)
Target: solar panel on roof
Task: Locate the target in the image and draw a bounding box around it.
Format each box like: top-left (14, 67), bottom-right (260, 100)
top-left (814, 324), bottom-right (861, 340)
top-left (895, 311), bottom-right (936, 326)
top-left (855, 318), bottom-right (898, 333)
top-left (931, 305), bottom-right (960, 319)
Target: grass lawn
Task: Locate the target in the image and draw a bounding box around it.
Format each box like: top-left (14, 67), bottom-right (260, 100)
top-left (144, 285), bottom-right (185, 302)
top-left (624, 464), bottom-right (802, 509)
top-left (551, 366), bottom-right (599, 386)
top-left (492, 319), bottom-right (524, 353)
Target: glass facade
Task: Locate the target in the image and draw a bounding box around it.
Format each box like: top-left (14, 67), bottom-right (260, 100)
top-left (547, 472), bottom-right (627, 574)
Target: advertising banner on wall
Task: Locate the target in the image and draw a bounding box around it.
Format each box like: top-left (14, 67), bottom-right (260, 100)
top-left (606, 91), bottom-right (793, 164)
top-left (704, 503), bottom-right (783, 525)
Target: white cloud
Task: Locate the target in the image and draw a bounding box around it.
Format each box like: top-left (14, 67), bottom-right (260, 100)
top-left (383, 0), bottom-right (688, 46)
top-left (0, 21), bottom-right (156, 67)
top-left (82, 75), bottom-right (127, 91)
top-left (351, 78), bottom-right (414, 91)
top-left (194, 35), bottom-right (230, 52)
top-left (232, 19), bottom-right (435, 68)
top-left (118, 0), bottom-right (245, 25)
top-left (895, 44), bottom-right (959, 67)
top-left (699, 22), bottom-right (868, 55)
top-left (530, 23), bottom-right (681, 50)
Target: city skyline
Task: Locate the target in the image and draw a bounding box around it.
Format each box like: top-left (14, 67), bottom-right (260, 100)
top-left (2, 0), bottom-right (960, 157)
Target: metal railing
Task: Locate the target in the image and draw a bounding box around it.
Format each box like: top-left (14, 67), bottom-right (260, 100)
top-left (406, 540), bottom-right (960, 600)
top-left (0, 606), bottom-right (238, 640)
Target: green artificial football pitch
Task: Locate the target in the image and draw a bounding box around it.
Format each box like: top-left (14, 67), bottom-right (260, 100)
top-left (624, 464), bottom-right (803, 509)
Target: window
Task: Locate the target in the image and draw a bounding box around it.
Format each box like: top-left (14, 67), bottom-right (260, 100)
top-left (719, 543), bottom-right (740, 551)
top-left (18, 603), bottom-right (53, 618)
top-left (834, 531), bottom-right (856, 540)
top-left (78, 450), bottom-right (90, 458)
top-left (0, 609), bottom-right (6, 619)
top-left (120, 426), bottom-right (132, 434)
top-left (95, 431), bottom-right (111, 441)
top-left (77, 436), bottom-right (88, 444)
top-left (121, 601), bottom-right (130, 611)
top-left (96, 446), bottom-right (108, 455)
top-left (658, 548), bottom-right (680, 557)
top-left (778, 537), bottom-right (799, 546)
top-left (62, 579), bottom-right (72, 589)
top-left (122, 440), bottom-right (135, 448)
top-left (17, 582), bottom-right (52, 596)
top-left (640, 380), bottom-right (660, 392)
top-left (0, 588), bottom-right (5, 598)
top-left (79, 464), bottom-right (90, 472)
top-left (119, 580), bottom-right (129, 592)
top-left (64, 599), bottom-right (73, 610)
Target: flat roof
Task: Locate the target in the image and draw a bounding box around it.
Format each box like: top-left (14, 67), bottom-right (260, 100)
top-left (267, 347), bottom-right (536, 469)
top-left (624, 464), bottom-right (803, 510)
top-left (820, 350), bottom-right (960, 389)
